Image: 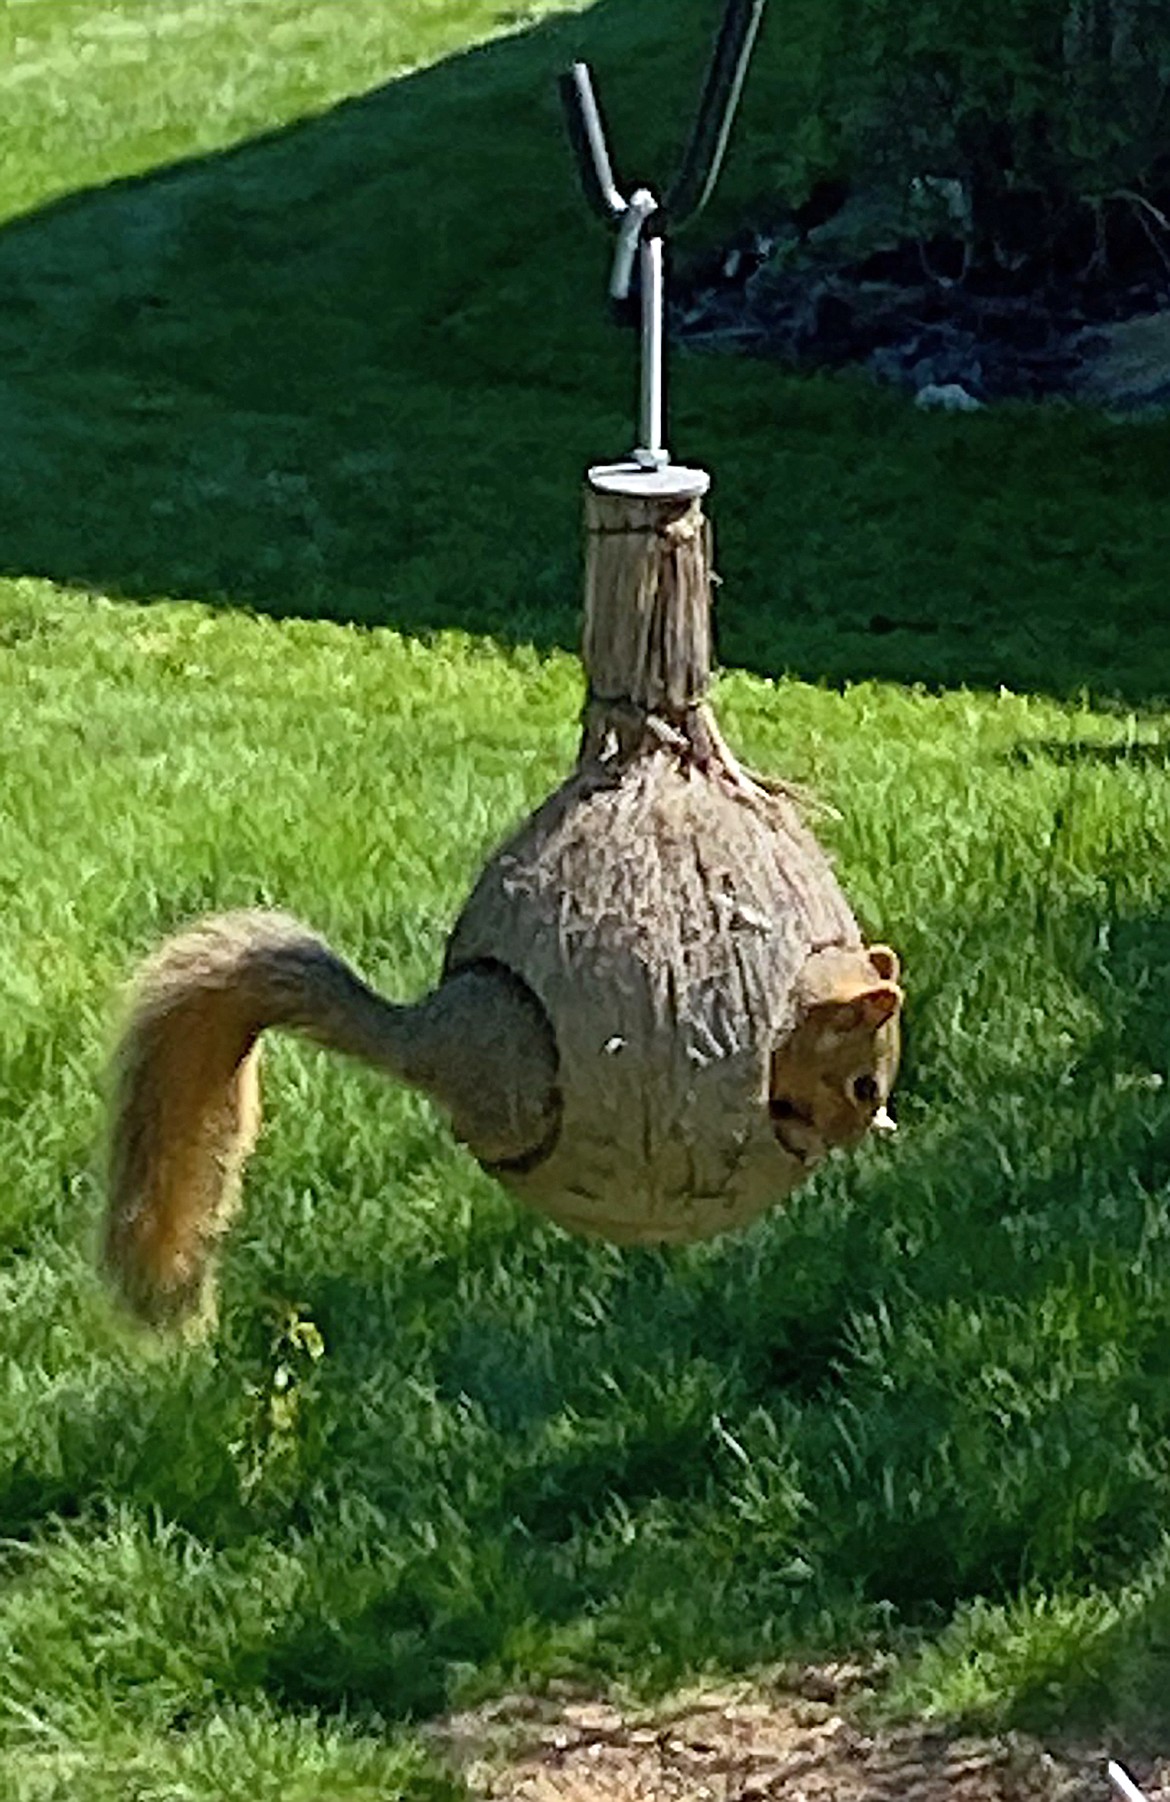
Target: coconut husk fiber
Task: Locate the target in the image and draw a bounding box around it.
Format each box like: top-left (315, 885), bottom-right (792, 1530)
top-left (100, 466), bottom-right (900, 1332)
top-left (444, 468), bottom-right (868, 1244)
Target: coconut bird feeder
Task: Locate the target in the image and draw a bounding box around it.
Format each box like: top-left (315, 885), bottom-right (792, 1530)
top-left (444, 0), bottom-right (902, 1242)
top-left (104, 0), bottom-right (903, 1328)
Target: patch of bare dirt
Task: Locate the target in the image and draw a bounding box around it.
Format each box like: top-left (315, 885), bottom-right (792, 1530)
top-left (430, 1666), bottom-right (1169, 1802)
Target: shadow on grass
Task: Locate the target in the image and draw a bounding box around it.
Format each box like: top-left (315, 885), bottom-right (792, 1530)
top-left (1011, 739), bottom-right (1170, 769)
top-left (260, 966), bottom-right (1170, 1718)
top-left (223, 895), bottom-right (1170, 1712)
top-left (4, 897), bottom-right (1166, 1723)
top-left (0, 0), bottom-right (1168, 700)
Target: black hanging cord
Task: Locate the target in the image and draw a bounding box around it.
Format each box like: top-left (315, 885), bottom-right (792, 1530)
top-left (559, 0), bottom-right (768, 238)
top-left (662, 0), bottom-right (768, 232)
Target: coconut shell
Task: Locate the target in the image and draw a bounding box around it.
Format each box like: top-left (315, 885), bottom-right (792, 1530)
top-left (445, 746), bottom-right (861, 1242)
top-left (438, 466), bottom-right (886, 1245)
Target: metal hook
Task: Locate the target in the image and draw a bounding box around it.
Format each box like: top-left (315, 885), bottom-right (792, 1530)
top-left (559, 0), bottom-right (768, 468)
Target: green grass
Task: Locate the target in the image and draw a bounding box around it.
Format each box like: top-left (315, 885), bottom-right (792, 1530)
top-left (1, 2), bottom-right (1169, 1796)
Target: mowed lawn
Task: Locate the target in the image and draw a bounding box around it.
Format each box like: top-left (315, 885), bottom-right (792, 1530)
top-left (1, 2), bottom-right (1169, 1797)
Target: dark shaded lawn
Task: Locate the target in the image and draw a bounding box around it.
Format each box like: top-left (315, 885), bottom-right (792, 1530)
top-left (0, 0), bottom-right (1166, 701)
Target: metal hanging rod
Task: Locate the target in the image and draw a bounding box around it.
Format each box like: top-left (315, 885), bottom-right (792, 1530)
top-left (559, 0), bottom-right (768, 470)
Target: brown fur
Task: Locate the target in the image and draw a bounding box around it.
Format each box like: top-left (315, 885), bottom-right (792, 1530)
top-left (102, 912), bottom-right (560, 1328)
top-left (104, 916), bottom-right (301, 1326)
top-left (768, 944), bottom-right (902, 1168)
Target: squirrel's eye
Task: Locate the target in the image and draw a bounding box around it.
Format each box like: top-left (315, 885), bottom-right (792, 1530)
top-left (852, 1074), bottom-right (879, 1103)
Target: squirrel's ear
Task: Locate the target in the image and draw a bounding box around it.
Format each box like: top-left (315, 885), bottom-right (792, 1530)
top-left (853, 984), bottom-right (901, 1029)
top-left (815, 984), bottom-right (901, 1034)
top-left (800, 944), bottom-right (902, 1012)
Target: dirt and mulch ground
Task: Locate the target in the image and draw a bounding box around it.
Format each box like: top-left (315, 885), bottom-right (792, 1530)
top-left (432, 1666), bottom-right (1169, 1802)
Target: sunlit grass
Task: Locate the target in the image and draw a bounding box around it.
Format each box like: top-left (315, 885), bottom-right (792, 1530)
top-left (1, 0), bottom-right (1169, 1795)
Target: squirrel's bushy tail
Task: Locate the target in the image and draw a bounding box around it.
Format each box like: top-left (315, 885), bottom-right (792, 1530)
top-left (102, 910), bottom-right (560, 1329)
top-left (104, 911), bottom-right (389, 1328)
